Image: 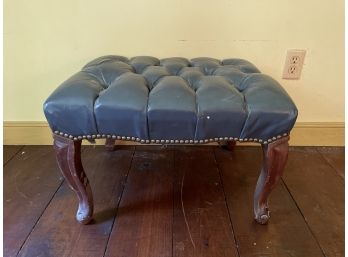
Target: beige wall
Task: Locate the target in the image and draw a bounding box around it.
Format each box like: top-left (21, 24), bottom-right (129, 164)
top-left (4, 0), bottom-right (344, 123)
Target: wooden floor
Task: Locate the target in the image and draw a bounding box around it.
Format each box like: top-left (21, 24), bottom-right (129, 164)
top-left (4, 145), bottom-right (344, 257)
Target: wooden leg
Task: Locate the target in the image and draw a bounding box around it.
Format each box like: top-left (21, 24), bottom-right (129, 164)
top-left (53, 134), bottom-right (94, 224)
top-left (254, 136), bottom-right (289, 224)
top-left (105, 138), bottom-right (116, 151)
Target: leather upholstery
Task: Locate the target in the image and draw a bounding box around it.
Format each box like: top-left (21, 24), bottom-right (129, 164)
top-left (44, 55), bottom-right (298, 144)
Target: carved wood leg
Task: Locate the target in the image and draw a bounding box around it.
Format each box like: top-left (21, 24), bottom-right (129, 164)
top-left (53, 134), bottom-right (94, 224)
top-left (254, 136), bottom-right (289, 224)
top-left (105, 138), bottom-right (116, 151)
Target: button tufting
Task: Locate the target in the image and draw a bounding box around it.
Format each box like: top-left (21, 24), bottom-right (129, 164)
top-left (44, 55), bottom-right (297, 144)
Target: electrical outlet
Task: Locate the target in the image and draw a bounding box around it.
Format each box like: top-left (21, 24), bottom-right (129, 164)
top-left (282, 49), bottom-right (306, 80)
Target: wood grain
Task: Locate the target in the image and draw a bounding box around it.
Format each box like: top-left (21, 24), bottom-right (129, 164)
top-left (4, 146), bottom-right (64, 257)
top-left (214, 146), bottom-right (325, 257)
top-left (283, 147), bottom-right (344, 257)
top-left (317, 146), bottom-right (344, 179)
top-left (3, 145), bottom-right (23, 165)
top-left (173, 146), bottom-right (239, 257)
top-left (4, 145), bottom-right (344, 257)
top-left (17, 146), bottom-right (135, 257)
top-left (105, 146), bottom-right (174, 257)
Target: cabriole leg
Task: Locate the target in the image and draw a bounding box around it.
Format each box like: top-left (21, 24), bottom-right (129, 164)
top-left (105, 138), bottom-right (116, 151)
top-left (53, 134), bottom-right (94, 224)
top-left (254, 136), bottom-right (289, 224)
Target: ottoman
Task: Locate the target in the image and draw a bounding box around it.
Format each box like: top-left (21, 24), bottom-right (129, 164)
top-left (44, 56), bottom-right (297, 225)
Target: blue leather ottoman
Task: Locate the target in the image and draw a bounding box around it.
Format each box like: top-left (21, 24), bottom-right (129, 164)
top-left (44, 56), bottom-right (297, 225)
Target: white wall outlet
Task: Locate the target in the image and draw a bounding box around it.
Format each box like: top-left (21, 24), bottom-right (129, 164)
top-left (282, 49), bottom-right (306, 80)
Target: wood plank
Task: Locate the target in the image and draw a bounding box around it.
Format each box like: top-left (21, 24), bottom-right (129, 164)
top-left (3, 145), bottom-right (23, 165)
top-left (317, 146), bottom-right (344, 179)
top-left (214, 146), bottom-right (325, 257)
top-left (17, 146), bottom-right (135, 257)
top-left (283, 147), bottom-right (344, 257)
top-left (173, 146), bottom-right (239, 257)
top-left (105, 146), bottom-right (174, 257)
top-left (4, 146), bottom-right (64, 257)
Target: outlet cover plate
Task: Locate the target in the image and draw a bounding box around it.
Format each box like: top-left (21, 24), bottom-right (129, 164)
top-left (282, 49), bottom-right (306, 80)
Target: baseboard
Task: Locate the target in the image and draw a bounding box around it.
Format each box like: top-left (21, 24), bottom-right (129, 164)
top-left (3, 121), bottom-right (345, 146)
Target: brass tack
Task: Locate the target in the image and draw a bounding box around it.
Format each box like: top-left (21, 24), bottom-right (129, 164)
top-left (209, 139), bottom-right (214, 142)
top-left (194, 140), bottom-right (198, 143)
top-left (204, 139), bottom-right (209, 143)
top-left (117, 136), bottom-right (121, 139)
top-left (254, 138), bottom-right (258, 142)
top-left (136, 138), bottom-right (140, 142)
top-left (161, 140), bottom-right (165, 143)
top-left (102, 134), bottom-right (105, 137)
top-left (107, 135), bottom-right (111, 138)
top-left (277, 135), bottom-right (281, 139)
top-left (97, 134), bottom-right (101, 138)
top-left (145, 140), bottom-right (150, 143)
top-left (224, 137), bottom-right (228, 140)
top-left (199, 140), bottom-right (204, 143)
top-left (219, 137), bottom-right (223, 141)
top-left (121, 136), bottom-right (125, 140)
top-left (54, 131), bottom-right (59, 134)
top-left (140, 140), bottom-right (145, 143)
top-left (59, 132), bottom-right (63, 136)
top-left (64, 133), bottom-right (68, 137)
top-left (82, 135), bottom-right (87, 139)
top-left (92, 135), bottom-right (96, 139)
top-left (214, 137), bottom-right (218, 141)
top-left (87, 135), bottom-right (91, 139)
top-left (234, 138), bottom-right (238, 141)
top-left (131, 137), bottom-right (135, 140)
top-left (174, 140), bottom-right (178, 143)
top-left (268, 139), bottom-right (272, 142)
top-left (78, 136), bottom-right (82, 140)
top-left (272, 137), bottom-right (276, 140)
top-left (258, 139), bottom-right (263, 143)
top-left (283, 133), bottom-right (287, 136)
top-left (170, 140), bottom-right (174, 143)
top-left (263, 141), bottom-right (268, 144)
top-left (165, 140), bottom-right (170, 143)
top-left (112, 135), bottom-right (116, 139)
top-left (73, 137), bottom-right (78, 141)
top-left (126, 136), bottom-right (130, 140)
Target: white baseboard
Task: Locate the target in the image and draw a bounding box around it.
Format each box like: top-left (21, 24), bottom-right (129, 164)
top-left (3, 121), bottom-right (344, 146)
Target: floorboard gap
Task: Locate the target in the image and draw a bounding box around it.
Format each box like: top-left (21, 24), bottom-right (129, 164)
top-left (281, 177), bottom-right (328, 257)
top-left (3, 145), bottom-right (25, 167)
top-left (102, 147), bottom-right (136, 257)
top-left (213, 149), bottom-right (241, 257)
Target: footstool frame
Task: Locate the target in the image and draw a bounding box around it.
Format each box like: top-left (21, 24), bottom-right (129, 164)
top-left (53, 134), bottom-right (289, 225)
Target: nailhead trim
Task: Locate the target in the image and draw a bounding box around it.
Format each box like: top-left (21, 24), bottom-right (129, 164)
top-left (53, 130), bottom-right (289, 145)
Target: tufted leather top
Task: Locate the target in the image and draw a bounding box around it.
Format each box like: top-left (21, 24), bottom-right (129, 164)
top-left (44, 56), bottom-right (297, 144)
